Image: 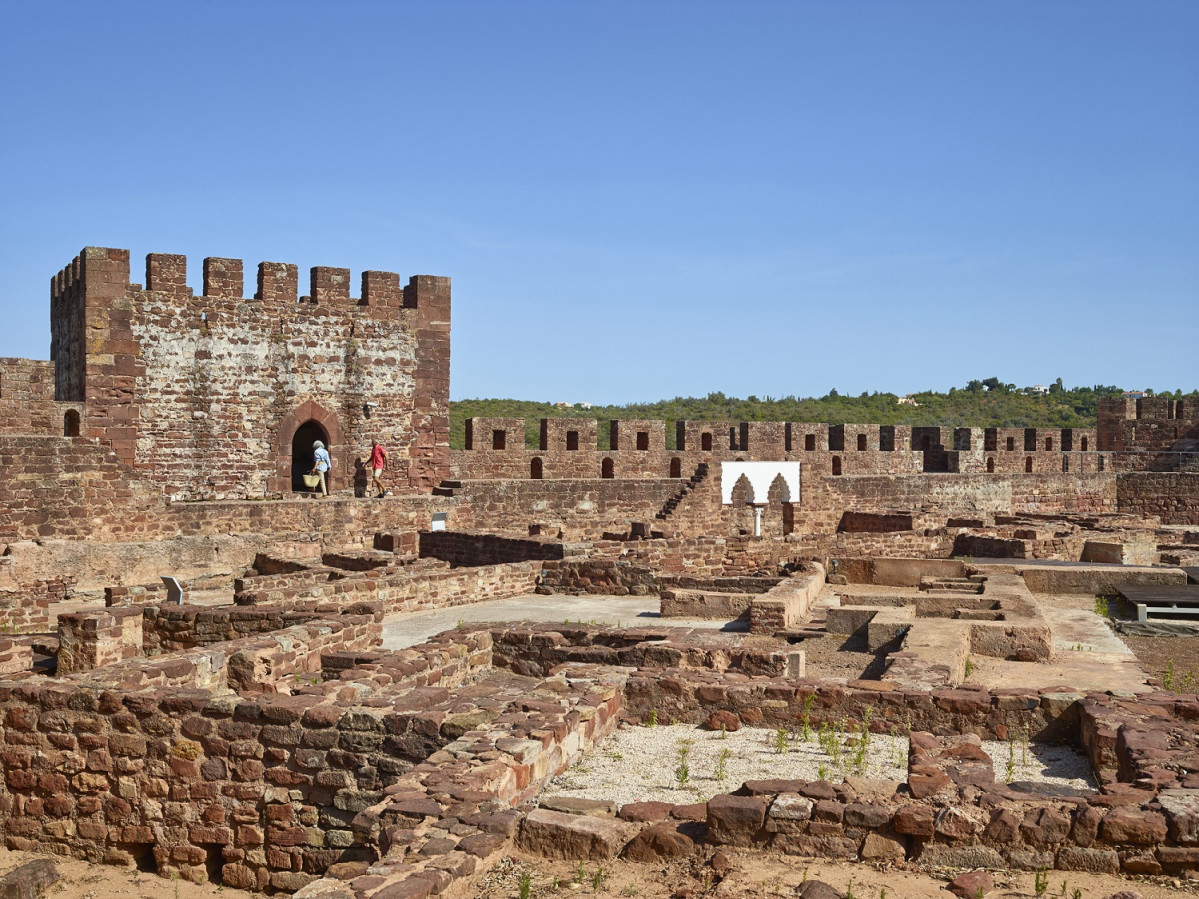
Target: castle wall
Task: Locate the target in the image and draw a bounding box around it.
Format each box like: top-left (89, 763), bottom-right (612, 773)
top-left (1099, 396), bottom-right (1199, 471)
top-left (48, 247), bottom-right (451, 500)
top-left (453, 418), bottom-right (1067, 481)
top-left (797, 472), bottom-right (1118, 534)
top-left (0, 359), bottom-right (82, 437)
top-left (450, 479), bottom-right (681, 540)
top-left (1117, 472), bottom-right (1199, 525)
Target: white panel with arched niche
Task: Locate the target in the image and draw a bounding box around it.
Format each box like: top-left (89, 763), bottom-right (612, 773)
top-left (720, 461), bottom-right (801, 505)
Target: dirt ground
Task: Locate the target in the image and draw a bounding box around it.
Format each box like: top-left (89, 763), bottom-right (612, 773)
top-left (1099, 593), bottom-right (1199, 689)
top-left (470, 851), bottom-right (1199, 899)
top-left (0, 849), bottom-right (230, 898)
top-left (1120, 633), bottom-right (1199, 690)
top-left (794, 632), bottom-right (887, 681)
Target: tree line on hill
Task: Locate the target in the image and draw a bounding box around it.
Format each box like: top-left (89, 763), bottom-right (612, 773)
top-left (449, 380), bottom-right (1198, 451)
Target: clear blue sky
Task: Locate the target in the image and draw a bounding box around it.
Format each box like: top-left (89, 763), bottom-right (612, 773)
top-left (1, 2), bottom-right (1195, 404)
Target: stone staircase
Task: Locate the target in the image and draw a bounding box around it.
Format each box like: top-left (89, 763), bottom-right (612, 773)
top-left (655, 463), bottom-right (710, 521)
top-left (433, 479), bottom-right (463, 497)
top-left (919, 576), bottom-right (984, 594)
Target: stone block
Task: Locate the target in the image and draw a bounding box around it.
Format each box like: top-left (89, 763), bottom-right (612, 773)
top-left (518, 809), bottom-right (636, 860)
top-left (706, 795), bottom-right (768, 846)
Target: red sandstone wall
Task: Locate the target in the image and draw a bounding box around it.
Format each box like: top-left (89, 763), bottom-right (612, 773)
top-left (1098, 397), bottom-right (1199, 471)
top-left (49, 247), bottom-right (451, 500)
top-left (1117, 472), bottom-right (1199, 525)
top-left (452, 418), bottom-right (1096, 481)
top-left (797, 473), bottom-right (1118, 534)
top-left (0, 436), bottom-right (161, 541)
top-left (451, 479), bottom-right (681, 539)
top-left (0, 360), bottom-right (81, 437)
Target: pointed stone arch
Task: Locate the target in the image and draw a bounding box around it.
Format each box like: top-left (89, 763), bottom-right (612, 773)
top-left (272, 400), bottom-right (346, 495)
top-left (767, 473), bottom-right (791, 504)
top-left (730, 473), bottom-right (755, 505)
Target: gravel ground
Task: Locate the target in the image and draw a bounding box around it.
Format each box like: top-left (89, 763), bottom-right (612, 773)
top-left (541, 723), bottom-right (1099, 806)
top-left (980, 739), bottom-right (1098, 791)
top-left (543, 723), bottom-right (908, 806)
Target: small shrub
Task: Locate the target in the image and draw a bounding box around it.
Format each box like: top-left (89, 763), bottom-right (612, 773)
top-left (518, 872), bottom-right (532, 899)
top-left (645, 709), bottom-right (657, 727)
top-left (1094, 595), bottom-right (1109, 617)
top-left (1034, 869), bottom-right (1049, 897)
top-left (774, 727), bottom-right (789, 754)
top-left (674, 742), bottom-right (691, 786)
top-left (1164, 659), bottom-right (1176, 691)
top-left (713, 747), bottom-right (730, 782)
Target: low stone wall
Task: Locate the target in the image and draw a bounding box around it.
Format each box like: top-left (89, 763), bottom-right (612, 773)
top-left (660, 589), bottom-right (756, 619)
top-left (318, 550), bottom-right (398, 572)
top-left (0, 629), bottom-right (495, 889)
top-left (57, 608), bottom-right (382, 691)
top-left (748, 566), bottom-right (826, 634)
top-left (104, 582), bottom-right (189, 606)
top-left (234, 560), bottom-right (539, 612)
top-left (680, 731), bottom-right (1196, 876)
top-left (489, 623), bottom-right (802, 679)
top-left (0, 570), bottom-right (73, 634)
top-left (57, 607), bottom-right (144, 674)
top-left (142, 601), bottom-right (381, 654)
top-left (659, 576), bottom-right (791, 619)
top-left (0, 638), bottom-right (32, 676)
top-left (1019, 563), bottom-right (1187, 596)
top-left (418, 529), bottom-right (571, 565)
top-left (536, 559), bottom-right (659, 596)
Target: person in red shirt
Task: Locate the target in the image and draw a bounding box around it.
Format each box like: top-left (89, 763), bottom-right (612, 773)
top-left (369, 439), bottom-right (389, 498)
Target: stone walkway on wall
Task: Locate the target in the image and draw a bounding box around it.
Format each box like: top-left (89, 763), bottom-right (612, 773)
top-left (969, 593), bottom-right (1153, 695)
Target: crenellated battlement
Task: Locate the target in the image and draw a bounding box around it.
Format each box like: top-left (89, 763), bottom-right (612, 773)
top-left (50, 247), bottom-right (447, 312)
top-left (1098, 395), bottom-right (1197, 423)
top-left (1097, 396), bottom-right (1199, 470)
top-left (454, 416), bottom-right (1103, 480)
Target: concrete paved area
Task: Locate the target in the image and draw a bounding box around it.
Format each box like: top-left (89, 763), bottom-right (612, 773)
top-left (381, 593), bottom-right (743, 650)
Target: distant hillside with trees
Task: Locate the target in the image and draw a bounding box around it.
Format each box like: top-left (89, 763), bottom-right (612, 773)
top-left (449, 379), bottom-right (1198, 450)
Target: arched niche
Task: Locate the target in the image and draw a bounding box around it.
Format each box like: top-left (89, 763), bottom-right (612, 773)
top-left (273, 400), bottom-right (345, 495)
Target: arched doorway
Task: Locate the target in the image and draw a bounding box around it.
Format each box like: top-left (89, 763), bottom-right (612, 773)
top-left (530, 457), bottom-right (543, 479)
top-left (64, 409), bottom-right (80, 437)
top-left (986, 457), bottom-right (995, 473)
top-left (292, 420), bottom-right (330, 492)
top-left (669, 457), bottom-right (682, 478)
top-left (832, 456), bottom-right (842, 476)
top-left (601, 458), bottom-right (614, 479)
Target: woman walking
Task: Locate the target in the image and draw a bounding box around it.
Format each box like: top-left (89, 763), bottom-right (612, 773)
top-left (311, 440), bottom-right (331, 497)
